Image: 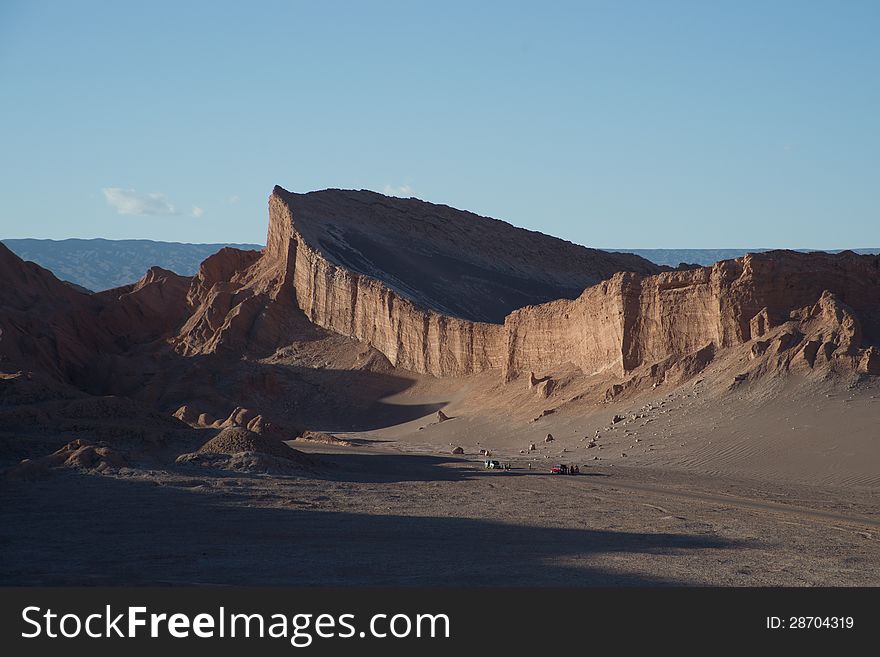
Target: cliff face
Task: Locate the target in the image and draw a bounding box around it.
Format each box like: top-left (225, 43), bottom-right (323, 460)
top-left (269, 186), bottom-right (662, 323)
top-left (175, 187), bottom-right (660, 375)
top-left (0, 243), bottom-right (102, 382)
top-left (172, 187), bottom-right (880, 383)
top-left (95, 267), bottom-right (193, 346)
top-left (172, 248), bottom-right (261, 356)
top-left (0, 245), bottom-right (191, 387)
top-left (287, 238), bottom-right (506, 375)
top-left (503, 251), bottom-right (880, 380)
top-left (272, 193), bottom-right (505, 375)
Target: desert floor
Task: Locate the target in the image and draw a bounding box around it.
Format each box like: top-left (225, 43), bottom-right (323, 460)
top-left (2, 439), bottom-right (878, 586)
top-left (3, 369), bottom-right (879, 586)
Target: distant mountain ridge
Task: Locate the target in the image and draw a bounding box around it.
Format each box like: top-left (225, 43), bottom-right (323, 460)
top-left (1, 238), bottom-right (263, 291)
top-left (615, 248), bottom-right (880, 267)
top-left (3, 238), bottom-right (878, 293)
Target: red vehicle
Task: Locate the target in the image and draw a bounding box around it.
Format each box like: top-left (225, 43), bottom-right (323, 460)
top-left (549, 464), bottom-right (580, 475)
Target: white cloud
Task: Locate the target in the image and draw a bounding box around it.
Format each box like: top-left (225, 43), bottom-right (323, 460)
top-left (191, 206), bottom-right (205, 218)
top-left (102, 187), bottom-right (177, 216)
top-left (382, 184), bottom-right (413, 197)
top-left (226, 195), bottom-right (240, 204)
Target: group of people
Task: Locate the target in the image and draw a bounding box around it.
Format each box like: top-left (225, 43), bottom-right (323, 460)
top-left (564, 464), bottom-right (580, 475)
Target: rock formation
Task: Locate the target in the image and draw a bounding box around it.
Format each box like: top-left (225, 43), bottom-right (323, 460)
top-left (2, 186), bottom-right (879, 471)
top-left (268, 186), bottom-right (661, 323)
top-left (9, 439), bottom-right (127, 479)
top-left (175, 426), bottom-right (313, 474)
top-left (171, 186), bottom-right (663, 375)
top-left (861, 347), bottom-right (880, 374)
top-left (502, 251), bottom-right (880, 381)
top-left (0, 242), bottom-right (110, 383)
top-left (99, 188), bottom-right (878, 388)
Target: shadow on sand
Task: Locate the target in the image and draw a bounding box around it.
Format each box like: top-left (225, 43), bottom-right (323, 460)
top-left (1, 463), bottom-right (748, 587)
top-left (101, 349), bottom-right (449, 433)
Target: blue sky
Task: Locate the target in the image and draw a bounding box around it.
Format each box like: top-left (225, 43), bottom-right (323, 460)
top-left (1, 0), bottom-right (877, 248)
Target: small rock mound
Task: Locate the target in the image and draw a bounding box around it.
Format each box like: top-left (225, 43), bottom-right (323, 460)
top-left (177, 427), bottom-right (313, 475)
top-left (221, 406), bottom-right (259, 429)
top-left (296, 430), bottom-right (353, 446)
top-left (173, 404), bottom-right (200, 425)
top-left (195, 427), bottom-right (304, 460)
top-left (197, 412), bottom-right (216, 427)
top-left (535, 379), bottom-right (555, 398)
top-left (8, 439), bottom-right (126, 479)
top-left (861, 346), bottom-right (880, 375)
top-left (176, 451), bottom-right (307, 475)
top-left (173, 404), bottom-right (223, 428)
top-left (61, 441), bottom-right (127, 470)
top-left (247, 415), bottom-right (296, 440)
top-left (527, 372), bottom-right (555, 397)
top-left (451, 446), bottom-right (464, 455)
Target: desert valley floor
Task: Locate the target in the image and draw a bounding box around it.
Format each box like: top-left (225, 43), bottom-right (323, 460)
top-left (3, 374), bottom-right (878, 587)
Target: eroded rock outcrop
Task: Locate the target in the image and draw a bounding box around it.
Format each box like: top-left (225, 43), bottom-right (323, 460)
top-left (861, 347), bottom-right (880, 375)
top-left (0, 244), bottom-right (197, 388)
top-left (175, 426), bottom-right (313, 474)
top-left (171, 188), bottom-right (880, 383)
top-left (169, 188), bottom-right (662, 375)
top-left (7, 187), bottom-right (876, 408)
top-left (175, 187), bottom-right (662, 375)
top-left (96, 266), bottom-right (192, 344)
top-left (8, 439), bottom-right (127, 479)
top-left (503, 251), bottom-right (880, 381)
top-left (0, 242), bottom-right (110, 382)
top-left (269, 186), bottom-right (661, 323)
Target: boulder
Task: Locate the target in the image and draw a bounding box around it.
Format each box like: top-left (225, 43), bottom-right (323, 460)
top-left (861, 346), bottom-right (880, 375)
top-left (222, 406), bottom-right (258, 428)
top-left (173, 404), bottom-right (199, 425)
top-left (535, 379), bottom-right (555, 398)
top-left (749, 308), bottom-right (772, 338)
top-left (197, 412), bottom-right (216, 427)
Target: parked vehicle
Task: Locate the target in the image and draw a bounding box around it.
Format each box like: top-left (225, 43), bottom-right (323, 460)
top-left (549, 464), bottom-right (568, 474)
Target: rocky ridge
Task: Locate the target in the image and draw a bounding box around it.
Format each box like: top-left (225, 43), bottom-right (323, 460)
top-left (2, 188), bottom-right (878, 438)
top-left (173, 188), bottom-right (880, 384)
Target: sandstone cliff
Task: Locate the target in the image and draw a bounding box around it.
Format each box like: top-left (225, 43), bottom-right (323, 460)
top-left (267, 190), bottom-right (505, 375)
top-left (268, 186), bottom-right (662, 323)
top-left (8, 187), bottom-right (874, 394)
top-left (171, 188), bottom-right (880, 384)
top-left (503, 251), bottom-right (880, 381)
top-left (174, 187), bottom-right (662, 375)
